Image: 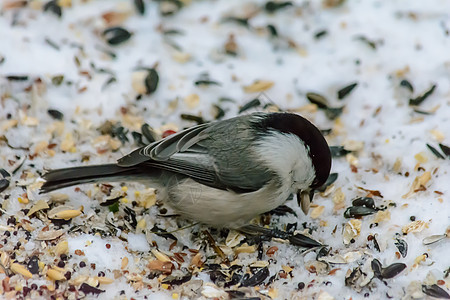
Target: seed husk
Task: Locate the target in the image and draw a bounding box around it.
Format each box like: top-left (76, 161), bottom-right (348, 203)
top-left (394, 239), bottom-right (408, 258)
top-left (241, 267), bottom-right (269, 287)
top-left (0, 179), bottom-right (9, 193)
top-left (409, 84), bottom-right (437, 106)
top-left (161, 274), bottom-right (192, 285)
top-left (422, 284), bottom-right (450, 299)
top-left (439, 143), bottom-right (450, 157)
top-left (337, 82), bottom-right (358, 99)
top-left (422, 234), bottom-right (447, 245)
top-left (426, 144), bottom-right (445, 159)
top-left (103, 27), bottom-right (132, 45)
top-left (400, 79), bottom-right (414, 92)
top-left (6, 75), bottom-right (29, 81)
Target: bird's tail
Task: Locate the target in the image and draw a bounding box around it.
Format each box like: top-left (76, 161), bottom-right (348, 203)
top-left (40, 164), bottom-right (159, 193)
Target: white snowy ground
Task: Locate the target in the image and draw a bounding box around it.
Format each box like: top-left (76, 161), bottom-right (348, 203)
top-left (1, 0), bottom-right (450, 299)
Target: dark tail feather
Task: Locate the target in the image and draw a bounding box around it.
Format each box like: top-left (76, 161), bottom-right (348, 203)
top-left (40, 164), bottom-right (156, 193)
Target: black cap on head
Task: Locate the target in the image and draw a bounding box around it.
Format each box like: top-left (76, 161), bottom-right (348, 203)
top-left (260, 113), bottom-right (332, 189)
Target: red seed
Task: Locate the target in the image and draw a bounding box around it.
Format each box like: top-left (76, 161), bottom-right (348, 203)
top-left (106, 244), bottom-right (111, 249)
top-left (162, 130), bottom-right (176, 138)
top-left (266, 246), bottom-right (278, 257)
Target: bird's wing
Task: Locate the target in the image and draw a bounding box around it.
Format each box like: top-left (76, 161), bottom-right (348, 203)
top-left (117, 116), bottom-right (274, 193)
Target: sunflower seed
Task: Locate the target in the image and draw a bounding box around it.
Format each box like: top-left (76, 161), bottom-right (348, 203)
top-left (241, 267), bottom-right (269, 287)
top-left (409, 84), bottom-right (437, 106)
top-left (344, 206), bottom-right (377, 218)
top-left (400, 79), bottom-right (414, 92)
top-left (306, 92), bottom-right (329, 109)
top-left (47, 109), bottom-right (64, 120)
top-left (439, 143), bottom-right (450, 157)
top-left (381, 263), bottom-right (406, 279)
top-left (352, 197), bottom-right (375, 209)
top-left (338, 82), bottom-right (358, 99)
top-left (317, 173), bottom-right (338, 192)
top-left (43, 0), bottom-right (62, 18)
top-left (330, 146), bottom-right (351, 157)
top-left (103, 27), bottom-right (132, 45)
top-left (134, 0), bottom-right (145, 15)
top-left (239, 98), bottom-right (261, 113)
top-left (426, 144), bottom-right (445, 159)
top-left (264, 1), bottom-right (293, 13)
top-left (422, 284), bottom-right (450, 299)
top-left (422, 234), bottom-right (447, 245)
top-left (0, 179), bottom-right (9, 193)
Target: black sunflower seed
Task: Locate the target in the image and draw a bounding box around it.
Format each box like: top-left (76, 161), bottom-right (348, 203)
top-left (381, 263), bottom-right (406, 279)
top-left (269, 205), bottom-right (296, 216)
top-left (400, 79), bottom-right (414, 92)
top-left (306, 92), bottom-right (328, 109)
top-left (181, 113), bottom-right (205, 125)
top-left (427, 144), bottom-right (445, 159)
top-left (131, 131), bottom-right (145, 146)
top-left (317, 173), bottom-right (338, 192)
top-left (0, 179), bottom-right (10, 193)
top-left (99, 196), bottom-right (121, 207)
top-left (79, 283), bottom-right (104, 295)
top-left (409, 84), bottom-right (436, 106)
top-left (47, 109), bottom-right (64, 120)
top-left (422, 284), bottom-right (450, 299)
top-left (329, 146), bottom-right (351, 157)
top-left (239, 98), bottom-right (261, 113)
top-left (27, 256), bottom-right (40, 274)
top-left (394, 238), bottom-right (408, 258)
top-left (6, 75), bottom-right (28, 81)
top-left (371, 259), bottom-right (383, 278)
top-left (222, 17), bottom-right (250, 28)
top-left (264, 1), bottom-right (293, 13)
top-left (150, 225), bottom-right (177, 240)
top-left (134, 0), bottom-right (145, 15)
top-left (0, 169), bottom-right (10, 178)
top-left (439, 143), bottom-right (450, 158)
top-left (144, 68), bottom-right (159, 94)
top-left (325, 107), bottom-right (343, 120)
top-left (241, 267), bottom-right (269, 287)
top-left (352, 197), bottom-right (375, 209)
top-left (103, 27), bottom-right (132, 45)
top-left (338, 82), bottom-right (358, 99)
top-left (43, 0), bottom-right (62, 18)
top-left (344, 206), bottom-right (377, 218)
top-left (141, 123), bottom-right (158, 143)
top-left (315, 30), bottom-right (328, 39)
top-left (355, 36), bottom-right (377, 50)
top-left (194, 79), bottom-right (221, 86)
top-left (267, 24), bottom-right (278, 37)
top-left (212, 104), bottom-right (226, 120)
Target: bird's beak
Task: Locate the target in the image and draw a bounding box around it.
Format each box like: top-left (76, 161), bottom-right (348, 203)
top-left (297, 189), bottom-right (315, 215)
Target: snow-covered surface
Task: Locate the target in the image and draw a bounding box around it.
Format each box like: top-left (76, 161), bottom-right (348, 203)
top-left (1, 0), bottom-right (450, 299)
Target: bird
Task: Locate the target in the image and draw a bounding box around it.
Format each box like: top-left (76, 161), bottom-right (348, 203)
top-left (40, 112), bottom-right (332, 228)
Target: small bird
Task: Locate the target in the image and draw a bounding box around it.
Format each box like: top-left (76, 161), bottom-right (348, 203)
top-left (41, 112), bottom-right (331, 228)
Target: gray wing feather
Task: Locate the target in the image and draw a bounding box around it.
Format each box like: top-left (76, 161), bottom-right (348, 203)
top-left (118, 114), bottom-right (274, 192)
